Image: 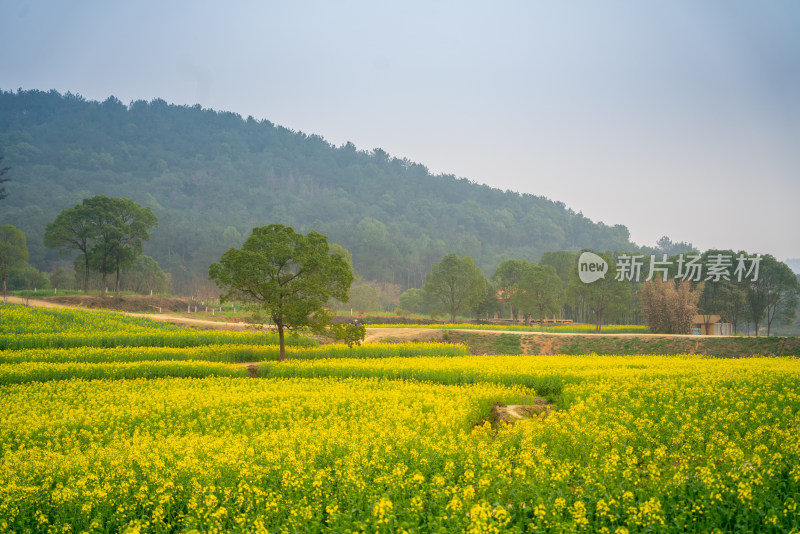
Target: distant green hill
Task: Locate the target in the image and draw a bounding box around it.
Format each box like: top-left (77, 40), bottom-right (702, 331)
top-left (0, 89), bottom-right (634, 293)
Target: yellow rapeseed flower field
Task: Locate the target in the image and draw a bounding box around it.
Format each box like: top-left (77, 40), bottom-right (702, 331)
top-left (0, 305), bottom-right (315, 349)
top-left (1, 306), bottom-right (799, 532)
top-left (0, 357), bottom-right (798, 531)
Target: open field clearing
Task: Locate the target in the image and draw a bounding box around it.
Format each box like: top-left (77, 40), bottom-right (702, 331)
top-left (1, 304), bottom-right (800, 532)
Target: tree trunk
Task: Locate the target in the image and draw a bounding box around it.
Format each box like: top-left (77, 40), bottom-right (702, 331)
top-left (83, 261), bottom-right (90, 294)
top-left (595, 311), bottom-right (603, 333)
top-left (115, 264), bottom-right (121, 298)
top-left (101, 272), bottom-right (107, 297)
top-left (278, 325), bottom-right (286, 362)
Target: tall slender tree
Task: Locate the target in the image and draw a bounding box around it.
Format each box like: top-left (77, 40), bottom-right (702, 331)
top-left (746, 255), bottom-right (800, 336)
top-left (567, 253), bottom-right (630, 333)
top-left (492, 258), bottom-right (530, 321)
top-left (513, 264), bottom-right (563, 324)
top-left (0, 225), bottom-right (27, 300)
top-left (423, 253), bottom-right (486, 322)
top-left (44, 203), bottom-right (95, 293)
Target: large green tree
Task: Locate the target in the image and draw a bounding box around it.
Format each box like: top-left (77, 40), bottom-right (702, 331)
top-left (44, 202), bottom-right (94, 293)
top-left (44, 196), bottom-right (157, 296)
top-left (540, 251), bottom-right (578, 289)
top-left (472, 278), bottom-right (500, 321)
top-left (97, 197), bottom-right (158, 297)
top-left (746, 255), bottom-right (800, 336)
top-left (0, 225), bottom-right (27, 299)
top-left (209, 224), bottom-right (354, 361)
top-left (423, 253), bottom-right (487, 322)
top-left (695, 249), bottom-right (738, 334)
top-left (567, 253), bottom-right (631, 333)
top-left (540, 251), bottom-right (580, 321)
top-left (492, 258), bottom-right (530, 321)
top-left (513, 264), bottom-right (563, 324)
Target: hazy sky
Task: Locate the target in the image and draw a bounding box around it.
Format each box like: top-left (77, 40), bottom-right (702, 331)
top-left (2, 1), bottom-right (798, 260)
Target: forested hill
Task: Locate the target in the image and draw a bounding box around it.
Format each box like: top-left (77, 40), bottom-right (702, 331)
top-left (0, 89), bottom-right (634, 292)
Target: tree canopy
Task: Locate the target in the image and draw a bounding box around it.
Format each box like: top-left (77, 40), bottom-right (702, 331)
top-left (567, 253), bottom-right (631, 333)
top-left (512, 263), bottom-right (563, 324)
top-left (44, 196), bottom-right (157, 296)
top-left (696, 250), bottom-right (746, 334)
top-left (746, 254), bottom-right (800, 336)
top-left (422, 253), bottom-right (487, 322)
top-left (491, 258), bottom-right (529, 321)
top-left (209, 224), bottom-right (355, 360)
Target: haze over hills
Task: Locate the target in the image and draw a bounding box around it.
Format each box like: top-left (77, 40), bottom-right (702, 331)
top-left (0, 89), bottom-right (637, 293)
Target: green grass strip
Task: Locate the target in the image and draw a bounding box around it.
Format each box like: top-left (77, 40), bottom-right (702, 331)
top-left (0, 361), bottom-right (247, 385)
top-left (0, 342), bottom-right (468, 364)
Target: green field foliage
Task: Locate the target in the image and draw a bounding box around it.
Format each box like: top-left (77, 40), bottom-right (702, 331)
top-left (0, 342), bottom-right (468, 367)
top-left (0, 360), bottom-right (248, 385)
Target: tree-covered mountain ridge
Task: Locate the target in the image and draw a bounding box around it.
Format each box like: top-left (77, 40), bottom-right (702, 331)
top-left (0, 89), bottom-right (634, 293)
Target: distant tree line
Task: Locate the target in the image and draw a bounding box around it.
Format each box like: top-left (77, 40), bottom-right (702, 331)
top-left (1, 195), bottom-right (168, 297)
top-left (395, 246), bottom-right (799, 336)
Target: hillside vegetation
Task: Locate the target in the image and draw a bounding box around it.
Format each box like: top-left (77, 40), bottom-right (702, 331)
top-left (0, 89), bottom-right (634, 292)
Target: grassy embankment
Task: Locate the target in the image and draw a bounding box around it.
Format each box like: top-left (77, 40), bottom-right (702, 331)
top-left (447, 331), bottom-right (800, 358)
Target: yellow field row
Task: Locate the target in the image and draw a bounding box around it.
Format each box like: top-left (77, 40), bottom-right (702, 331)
top-left (0, 304), bottom-right (313, 349)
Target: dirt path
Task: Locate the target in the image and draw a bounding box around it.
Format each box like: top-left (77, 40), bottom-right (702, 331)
top-left (4, 296), bottom-right (713, 340)
top-left (366, 326), bottom-right (710, 340)
top-left (2, 296), bottom-right (258, 331)
top-left (126, 313), bottom-right (255, 330)
top-left (3, 296), bottom-right (72, 309)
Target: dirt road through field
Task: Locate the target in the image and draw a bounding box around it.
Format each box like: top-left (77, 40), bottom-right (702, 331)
top-left (4, 295), bottom-right (715, 340)
top-left (2, 296), bottom-right (253, 330)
